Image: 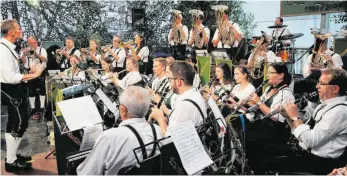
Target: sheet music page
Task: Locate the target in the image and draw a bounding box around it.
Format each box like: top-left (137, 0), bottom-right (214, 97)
top-left (80, 124), bottom-right (103, 151)
top-left (167, 120), bottom-right (213, 175)
top-left (57, 96), bottom-right (103, 132)
top-left (207, 96), bottom-right (227, 134)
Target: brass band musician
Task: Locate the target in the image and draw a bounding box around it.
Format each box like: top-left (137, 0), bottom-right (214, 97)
top-left (81, 39), bottom-right (101, 69)
top-left (56, 36), bottom-right (81, 70)
top-left (168, 10), bottom-right (188, 59)
top-left (102, 35), bottom-right (126, 75)
top-left (188, 10), bottom-right (210, 51)
top-left (212, 5), bottom-right (244, 59)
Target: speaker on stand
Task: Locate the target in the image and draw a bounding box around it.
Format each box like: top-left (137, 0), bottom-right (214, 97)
top-left (132, 8), bottom-right (145, 29)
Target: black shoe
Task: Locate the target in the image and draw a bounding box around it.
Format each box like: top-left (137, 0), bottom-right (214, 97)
top-left (16, 154), bottom-right (32, 162)
top-left (5, 159), bottom-right (32, 173)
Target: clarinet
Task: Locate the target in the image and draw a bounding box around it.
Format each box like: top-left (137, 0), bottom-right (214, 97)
top-left (261, 91), bottom-right (318, 119)
top-left (232, 79), bottom-right (268, 114)
top-left (148, 86), bottom-right (171, 123)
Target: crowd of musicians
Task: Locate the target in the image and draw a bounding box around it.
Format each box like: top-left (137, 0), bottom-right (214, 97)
top-left (1, 5), bottom-right (347, 175)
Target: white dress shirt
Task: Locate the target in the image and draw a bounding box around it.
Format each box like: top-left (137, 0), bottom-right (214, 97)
top-left (117, 71), bottom-right (142, 89)
top-left (21, 47), bottom-right (48, 68)
top-left (130, 46), bottom-right (150, 63)
top-left (61, 47), bottom-right (81, 69)
top-left (77, 118), bottom-right (163, 175)
top-left (188, 24), bottom-right (210, 48)
top-left (247, 50), bottom-right (282, 64)
top-left (292, 96), bottom-right (347, 159)
top-left (168, 24), bottom-right (189, 45)
top-left (271, 27), bottom-right (291, 45)
top-left (260, 86), bottom-right (295, 123)
top-left (168, 88), bottom-right (208, 127)
top-left (0, 38), bottom-right (23, 84)
top-left (63, 67), bottom-right (85, 81)
top-left (303, 49), bottom-right (343, 78)
top-left (104, 47), bottom-right (126, 68)
top-left (231, 83), bottom-right (256, 101)
top-left (213, 21), bottom-right (243, 48)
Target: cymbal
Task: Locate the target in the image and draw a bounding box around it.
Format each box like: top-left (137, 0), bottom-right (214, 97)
top-left (268, 24), bottom-right (288, 29)
top-left (278, 33), bottom-right (304, 40)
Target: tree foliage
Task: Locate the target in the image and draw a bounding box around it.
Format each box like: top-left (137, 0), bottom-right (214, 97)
top-left (1, 0), bottom-right (256, 52)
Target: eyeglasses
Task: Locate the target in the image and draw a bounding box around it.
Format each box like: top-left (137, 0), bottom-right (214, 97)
top-left (317, 81), bottom-right (333, 86)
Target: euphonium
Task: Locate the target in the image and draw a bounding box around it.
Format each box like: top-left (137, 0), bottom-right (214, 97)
top-left (248, 36), bottom-right (267, 80)
top-left (212, 5), bottom-right (235, 46)
top-left (189, 9), bottom-right (204, 49)
top-left (171, 9), bottom-right (183, 44)
top-left (55, 46), bottom-right (67, 64)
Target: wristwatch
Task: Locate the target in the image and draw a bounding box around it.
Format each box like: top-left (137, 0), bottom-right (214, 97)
top-left (256, 101), bottom-right (262, 106)
top-left (291, 116), bottom-right (299, 122)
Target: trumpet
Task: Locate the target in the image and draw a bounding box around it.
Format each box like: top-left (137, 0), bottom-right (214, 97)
top-left (101, 44), bottom-right (112, 53)
top-left (81, 47), bottom-right (90, 55)
top-left (55, 46), bottom-right (67, 64)
top-left (120, 40), bottom-right (134, 48)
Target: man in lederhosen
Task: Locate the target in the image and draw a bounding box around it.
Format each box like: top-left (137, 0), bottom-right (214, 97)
top-left (1, 19), bottom-right (45, 172)
top-left (20, 36), bottom-right (47, 120)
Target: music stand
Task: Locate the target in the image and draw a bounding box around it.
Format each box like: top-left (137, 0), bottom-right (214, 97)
top-left (211, 50), bottom-right (229, 60)
top-left (195, 49), bottom-right (209, 57)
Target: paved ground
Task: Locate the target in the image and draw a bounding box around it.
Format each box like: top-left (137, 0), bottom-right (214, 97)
top-left (1, 106), bottom-right (57, 175)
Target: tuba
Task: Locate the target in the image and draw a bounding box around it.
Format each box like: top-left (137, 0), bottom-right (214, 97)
top-left (55, 46), bottom-right (67, 64)
top-left (310, 28), bottom-right (333, 69)
top-left (212, 5), bottom-right (235, 46)
top-left (171, 9), bottom-right (183, 45)
top-left (248, 34), bottom-right (268, 80)
top-left (189, 9), bottom-right (205, 49)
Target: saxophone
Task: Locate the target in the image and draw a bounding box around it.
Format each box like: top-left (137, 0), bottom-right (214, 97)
top-left (248, 36), bottom-right (267, 80)
top-left (212, 5), bottom-right (235, 46)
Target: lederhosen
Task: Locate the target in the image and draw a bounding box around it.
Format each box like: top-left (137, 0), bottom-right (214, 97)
top-left (0, 42), bottom-right (30, 137)
top-left (60, 47), bottom-right (78, 71)
top-left (245, 85), bottom-right (292, 172)
top-left (27, 47), bottom-right (46, 98)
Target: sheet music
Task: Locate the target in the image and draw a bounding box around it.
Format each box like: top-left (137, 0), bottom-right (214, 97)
top-left (168, 121), bottom-right (213, 175)
top-left (80, 124), bottom-right (103, 151)
top-left (57, 96), bottom-right (103, 132)
top-left (207, 96), bottom-right (227, 135)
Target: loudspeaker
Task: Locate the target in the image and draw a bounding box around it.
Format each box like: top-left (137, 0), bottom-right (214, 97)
top-left (334, 38), bottom-right (347, 56)
top-left (41, 41), bottom-right (64, 70)
top-left (132, 8), bottom-right (145, 27)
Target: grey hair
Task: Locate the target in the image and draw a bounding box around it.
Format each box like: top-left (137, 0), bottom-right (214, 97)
top-left (178, 14), bottom-right (183, 19)
top-left (119, 86), bottom-right (150, 118)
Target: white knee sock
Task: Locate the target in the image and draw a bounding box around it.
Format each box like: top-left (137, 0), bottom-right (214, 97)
top-left (5, 133), bottom-right (22, 163)
top-left (40, 95), bottom-right (46, 108)
top-left (29, 97), bottom-right (35, 109)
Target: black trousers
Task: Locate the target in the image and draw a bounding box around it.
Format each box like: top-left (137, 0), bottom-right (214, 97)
top-left (258, 152), bottom-right (346, 175)
top-left (171, 45), bottom-right (186, 59)
top-left (28, 76), bottom-right (46, 96)
top-left (1, 83), bottom-right (29, 137)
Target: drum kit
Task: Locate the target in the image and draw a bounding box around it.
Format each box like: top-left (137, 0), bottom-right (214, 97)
top-left (251, 24), bottom-right (304, 63)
